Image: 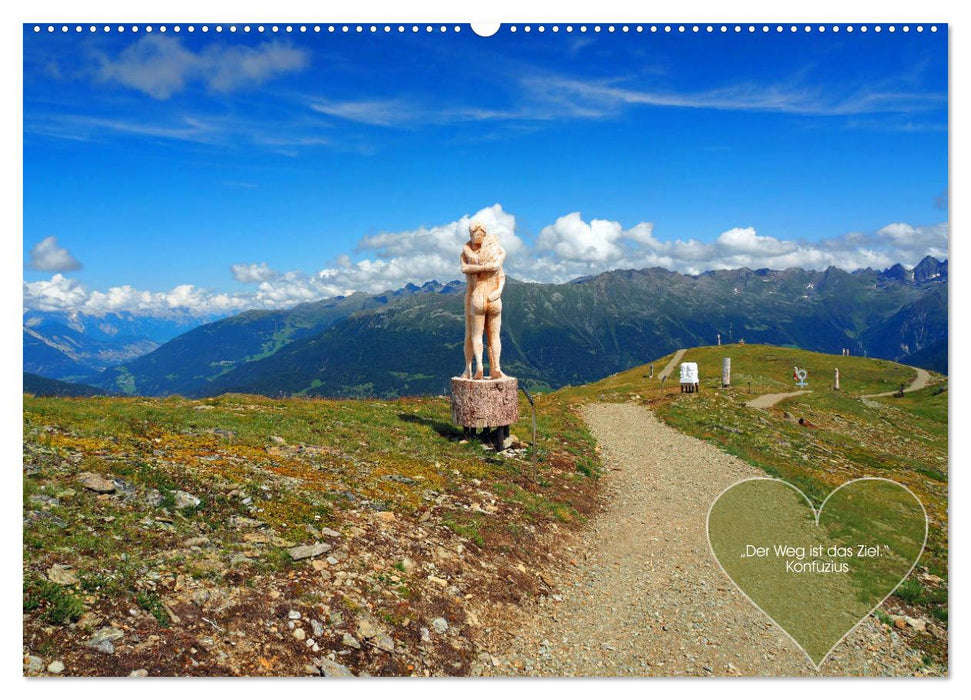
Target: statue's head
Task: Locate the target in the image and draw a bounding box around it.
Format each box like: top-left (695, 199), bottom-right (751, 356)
top-left (468, 221), bottom-right (487, 247)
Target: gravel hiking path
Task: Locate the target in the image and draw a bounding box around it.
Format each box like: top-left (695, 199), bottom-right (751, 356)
top-left (747, 366), bottom-right (931, 408)
top-left (863, 368), bottom-right (933, 398)
top-left (480, 403), bottom-right (935, 677)
top-left (746, 390), bottom-right (812, 410)
top-left (657, 349), bottom-right (687, 383)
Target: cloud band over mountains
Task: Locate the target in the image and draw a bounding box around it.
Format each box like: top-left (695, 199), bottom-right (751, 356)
top-left (24, 204), bottom-right (948, 318)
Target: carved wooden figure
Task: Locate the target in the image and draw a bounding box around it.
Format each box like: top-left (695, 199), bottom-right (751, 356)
top-left (460, 222), bottom-right (506, 380)
top-left (451, 221), bottom-right (519, 441)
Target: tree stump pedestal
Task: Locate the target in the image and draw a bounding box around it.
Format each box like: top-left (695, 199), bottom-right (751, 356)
top-left (451, 376), bottom-right (519, 451)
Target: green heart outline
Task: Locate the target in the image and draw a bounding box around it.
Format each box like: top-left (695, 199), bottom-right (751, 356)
top-left (706, 477), bottom-right (928, 671)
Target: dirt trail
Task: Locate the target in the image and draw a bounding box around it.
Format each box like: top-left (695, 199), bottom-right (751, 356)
top-left (657, 349), bottom-right (686, 383)
top-left (747, 366), bottom-right (933, 409)
top-left (480, 403), bottom-right (933, 677)
top-left (746, 390), bottom-right (812, 410)
top-left (863, 368), bottom-right (933, 398)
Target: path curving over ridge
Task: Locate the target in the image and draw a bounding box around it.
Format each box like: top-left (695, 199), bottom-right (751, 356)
top-left (479, 402), bottom-right (939, 677)
top-left (862, 368), bottom-right (933, 398)
top-left (657, 349), bottom-right (687, 383)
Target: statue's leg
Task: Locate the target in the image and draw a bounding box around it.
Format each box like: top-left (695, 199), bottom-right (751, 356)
top-left (486, 302), bottom-right (503, 379)
top-left (471, 311), bottom-right (486, 380)
top-left (462, 294), bottom-right (473, 378)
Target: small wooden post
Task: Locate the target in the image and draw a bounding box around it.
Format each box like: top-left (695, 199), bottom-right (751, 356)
top-left (722, 357), bottom-right (731, 387)
top-left (834, 368), bottom-right (840, 391)
top-left (649, 364), bottom-right (654, 378)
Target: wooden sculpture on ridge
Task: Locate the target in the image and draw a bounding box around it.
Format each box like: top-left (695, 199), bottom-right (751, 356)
top-left (460, 221), bottom-right (506, 379)
top-left (450, 220), bottom-right (519, 448)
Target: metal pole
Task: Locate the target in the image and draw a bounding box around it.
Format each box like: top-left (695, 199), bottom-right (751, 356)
top-left (520, 386), bottom-right (537, 485)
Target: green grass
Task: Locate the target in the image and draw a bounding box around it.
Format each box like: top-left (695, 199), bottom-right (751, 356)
top-left (494, 482), bottom-right (579, 522)
top-left (553, 343), bottom-right (948, 634)
top-left (563, 344), bottom-right (919, 401)
top-left (23, 575), bottom-right (85, 624)
top-left (23, 389), bottom-right (602, 650)
top-left (135, 591), bottom-right (171, 627)
top-left (442, 516), bottom-right (485, 547)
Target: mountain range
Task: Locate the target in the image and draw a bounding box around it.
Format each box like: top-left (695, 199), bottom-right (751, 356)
top-left (24, 257), bottom-right (948, 398)
top-left (23, 310), bottom-right (219, 382)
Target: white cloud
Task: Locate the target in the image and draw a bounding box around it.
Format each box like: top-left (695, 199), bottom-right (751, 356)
top-left (715, 227), bottom-right (797, 257)
top-left (23, 274), bottom-right (88, 310)
top-left (27, 236), bottom-right (82, 272)
top-left (98, 36), bottom-right (309, 99)
top-left (232, 262), bottom-right (278, 284)
top-left (24, 275), bottom-right (250, 317)
top-left (310, 99), bottom-right (412, 127)
top-left (306, 72), bottom-right (945, 131)
top-left (318, 203), bottom-right (525, 293)
top-left (537, 213), bottom-right (625, 263)
top-left (309, 97), bottom-right (515, 128)
top-left (874, 222), bottom-right (949, 258)
top-left (23, 207), bottom-right (949, 318)
top-left (523, 75), bottom-right (945, 119)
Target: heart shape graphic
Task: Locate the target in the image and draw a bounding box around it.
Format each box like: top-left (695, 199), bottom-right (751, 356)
top-left (707, 477), bottom-right (927, 669)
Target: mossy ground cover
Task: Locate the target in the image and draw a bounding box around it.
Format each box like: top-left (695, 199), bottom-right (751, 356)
top-left (555, 343), bottom-right (947, 665)
top-left (23, 391), bottom-right (601, 676)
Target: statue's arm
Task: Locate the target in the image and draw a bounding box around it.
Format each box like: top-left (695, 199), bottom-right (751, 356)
top-left (488, 271), bottom-right (505, 302)
top-left (461, 261), bottom-right (501, 273)
top-left (461, 245), bottom-right (505, 273)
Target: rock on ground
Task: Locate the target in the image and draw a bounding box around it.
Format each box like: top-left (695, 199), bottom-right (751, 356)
top-left (288, 542), bottom-right (332, 561)
top-left (46, 563), bottom-right (79, 585)
top-left (85, 627), bottom-right (124, 655)
top-left (77, 472), bottom-right (115, 494)
top-left (316, 658), bottom-right (354, 677)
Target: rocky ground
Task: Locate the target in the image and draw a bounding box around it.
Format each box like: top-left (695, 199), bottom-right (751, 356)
top-left (477, 403), bottom-right (947, 677)
top-left (23, 394), bottom-right (599, 677)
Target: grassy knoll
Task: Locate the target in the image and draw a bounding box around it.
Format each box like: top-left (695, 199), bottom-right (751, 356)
top-left (555, 343), bottom-right (948, 664)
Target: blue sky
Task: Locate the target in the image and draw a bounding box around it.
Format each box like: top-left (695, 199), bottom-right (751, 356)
top-left (23, 24), bottom-right (948, 317)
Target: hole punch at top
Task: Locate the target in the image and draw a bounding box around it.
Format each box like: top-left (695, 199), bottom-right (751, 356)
top-left (471, 23), bottom-right (500, 37)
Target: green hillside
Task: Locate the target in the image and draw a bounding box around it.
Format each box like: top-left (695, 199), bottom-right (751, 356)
top-left (88, 261), bottom-right (947, 399)
top-left (93, 291), bottom-right (385, 395)
top-left (24, 373), bottom-right (106, 398)
top-left (559, 343), bottom-right (948, 659)
top-left (202, 266), bottom-right (945, 398)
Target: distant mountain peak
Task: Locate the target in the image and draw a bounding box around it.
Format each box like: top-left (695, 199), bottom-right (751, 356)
top-left (913, 256), bottom-right (947, 283)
